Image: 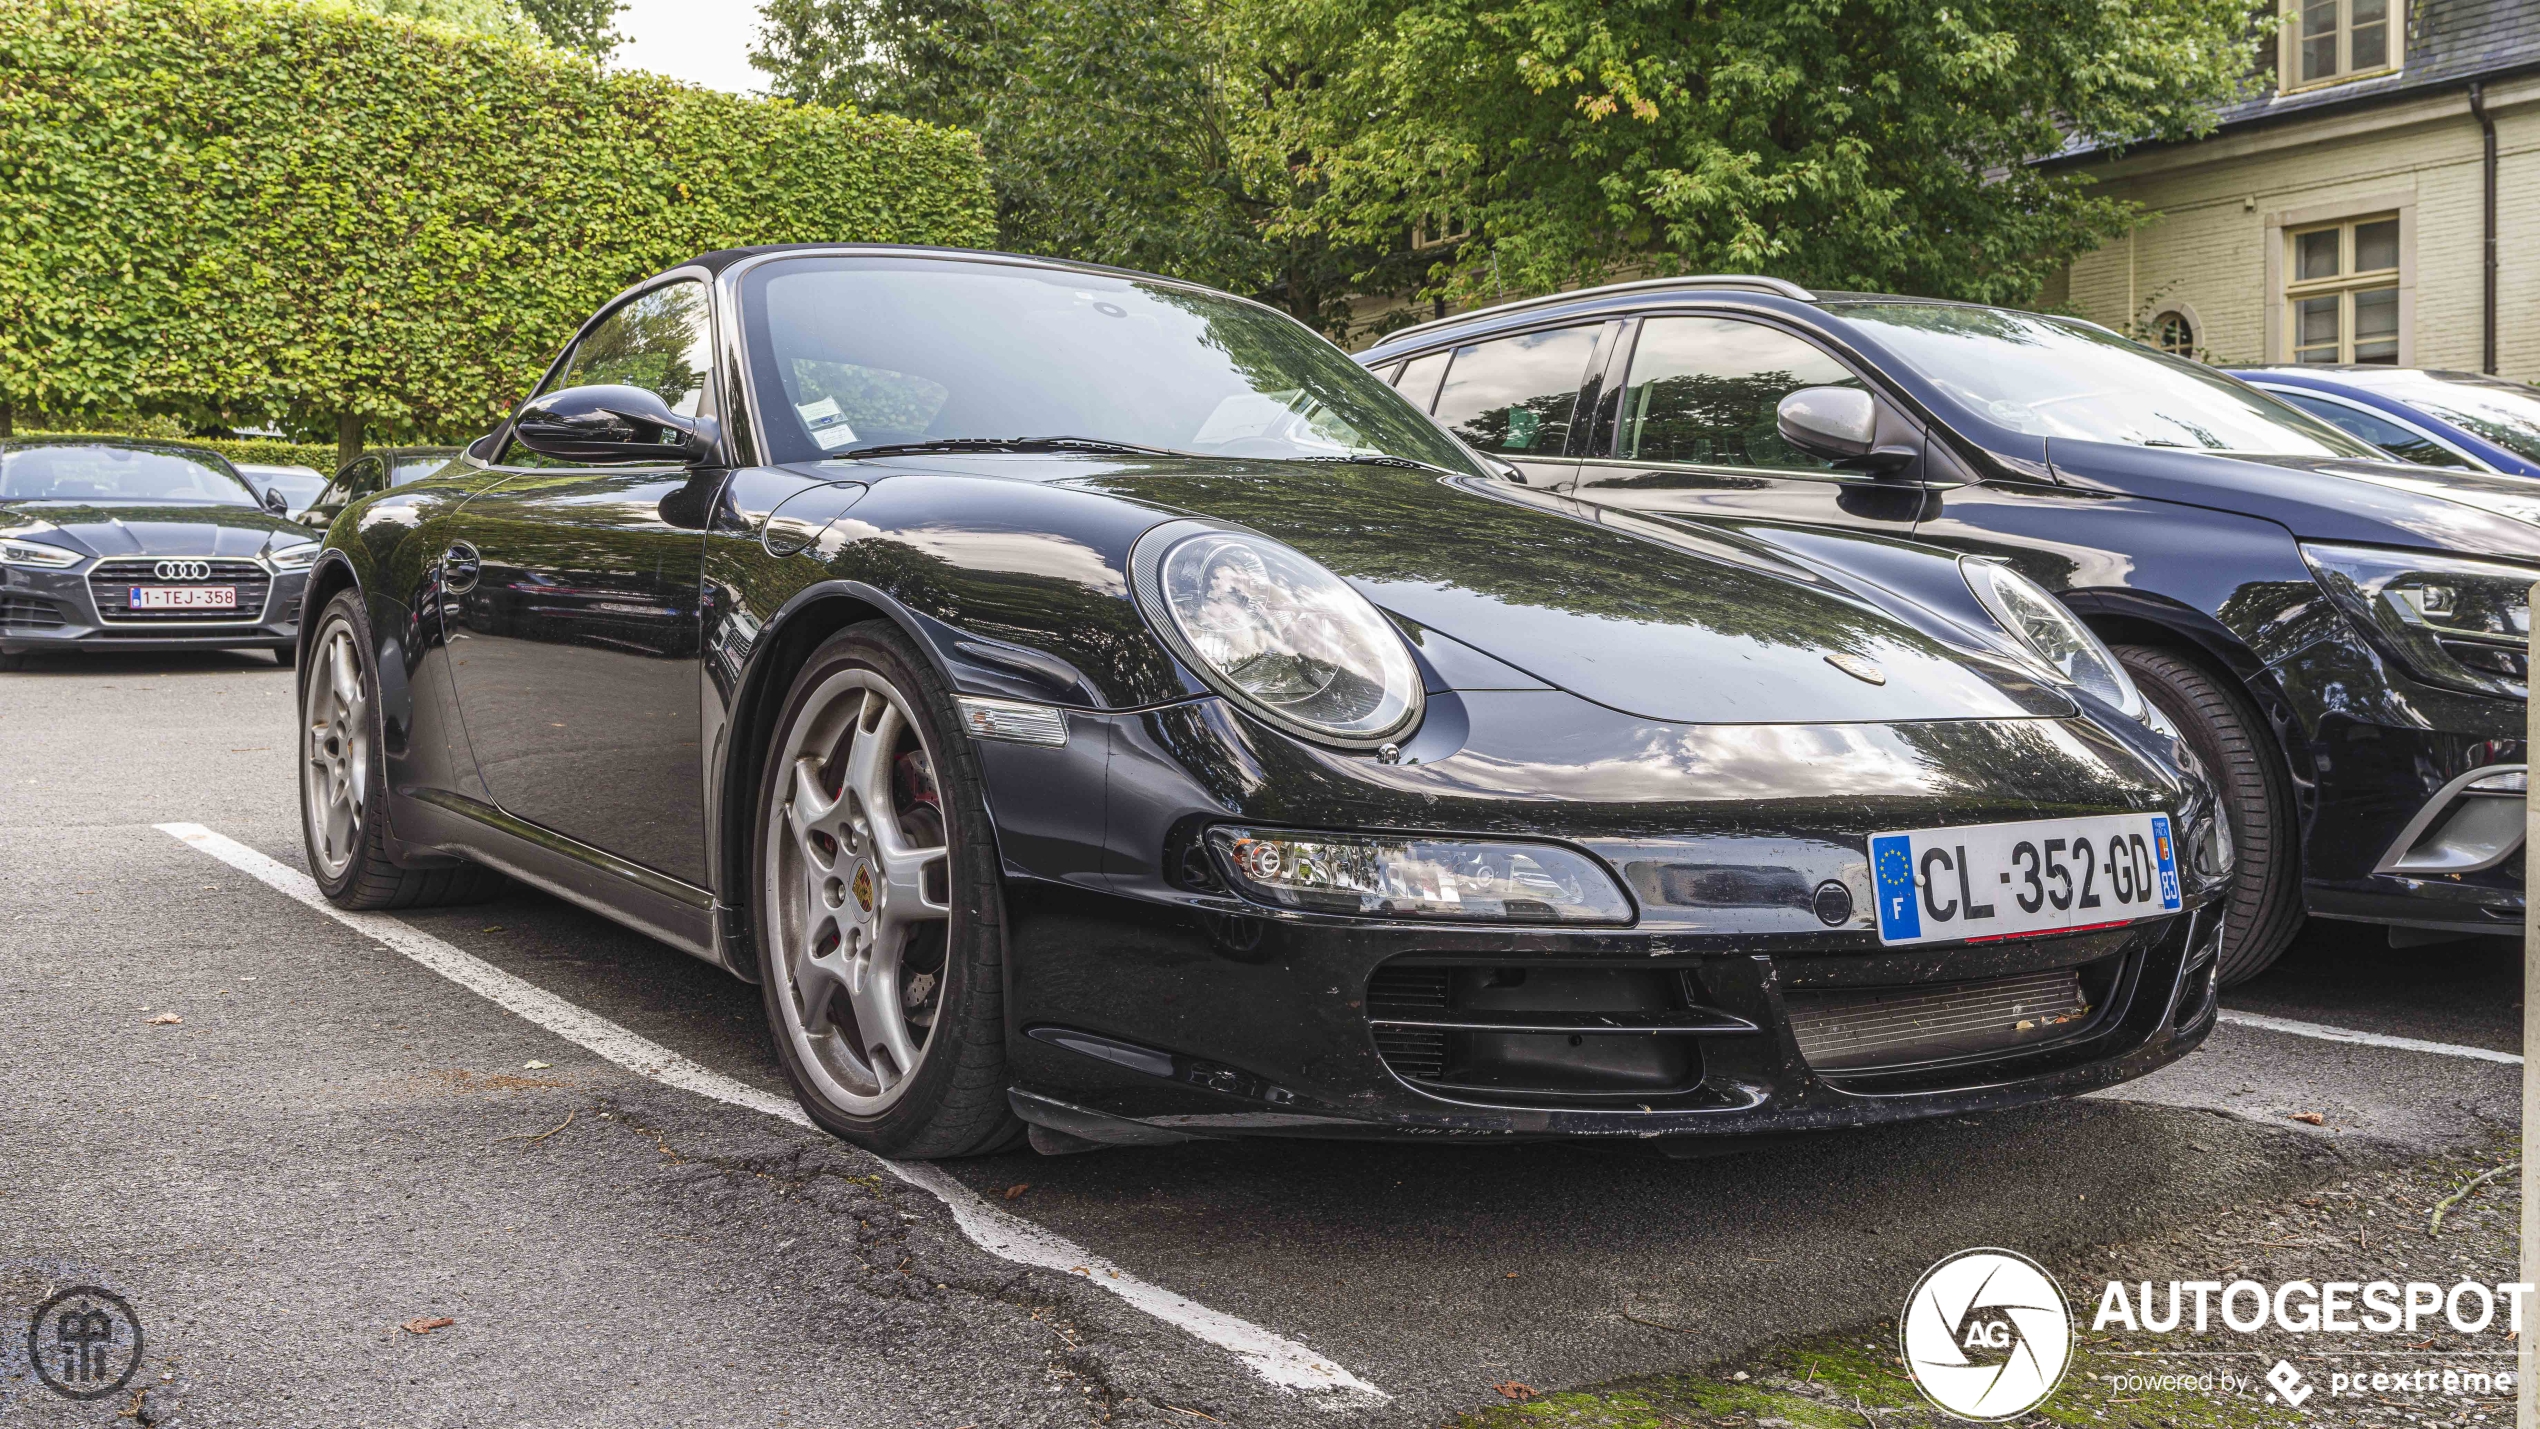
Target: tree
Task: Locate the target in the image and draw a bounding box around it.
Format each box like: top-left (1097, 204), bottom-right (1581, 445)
top-left (517, 0), bottom-right (624, 58)
top-left (1227, 0), bottom-right (2258, 308)
top-left (748, 0), bottom-right (1429, 333)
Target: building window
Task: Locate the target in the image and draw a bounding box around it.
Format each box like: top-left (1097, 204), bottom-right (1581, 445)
top-left (2285, 0), bottom-right (2396, 89)
top-left (2286, 215), bottom-right (2400, 364)
top-left (2152, 312), bottom-right (2197, 358)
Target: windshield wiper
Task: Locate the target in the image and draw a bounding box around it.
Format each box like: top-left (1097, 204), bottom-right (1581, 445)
top-left (835, 435), bottom-right (1196, 460)
top-left (1287, 453), bottom-right (1458, 476)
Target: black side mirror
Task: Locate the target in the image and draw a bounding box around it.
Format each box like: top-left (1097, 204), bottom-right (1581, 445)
top-left (514, 384), bottom-right (722, 465)
top-left (1777, 386), bottom-right (1915, 473)
top-left (262, 485), bottom-right (290, 515)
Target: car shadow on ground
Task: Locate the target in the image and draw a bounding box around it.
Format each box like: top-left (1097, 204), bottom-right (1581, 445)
top-left (2, 649), bottom-right (287, 677)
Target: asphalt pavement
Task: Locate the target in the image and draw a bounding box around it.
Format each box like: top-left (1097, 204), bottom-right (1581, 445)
top-left (0, 650), bottom-right (2521, 1427)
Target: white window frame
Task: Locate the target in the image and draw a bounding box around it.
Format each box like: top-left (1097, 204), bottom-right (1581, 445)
top-left (2262, 196), bottom-right (2415, 366)
top-left (2279, 0), bottom-right (2401, 93)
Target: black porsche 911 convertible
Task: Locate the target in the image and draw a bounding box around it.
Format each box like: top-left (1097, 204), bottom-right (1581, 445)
top-left (300, 246), bottom-right (2230, 1158)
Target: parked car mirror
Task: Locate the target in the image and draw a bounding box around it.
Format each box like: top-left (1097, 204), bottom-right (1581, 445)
top-left (513, 384), bottom-right (722, 465)
top-left (1777, 387), bottom-right (1878, 458)
top-left (261, 485), bottom-right (290, 515)
top-left (1777, 387), bottom-right (1917, 474)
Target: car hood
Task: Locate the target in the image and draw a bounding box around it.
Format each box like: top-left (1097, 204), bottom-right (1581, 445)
top-left (0, 503), bottom-right (308, 559)
top-left (1057, 462), bottom-right (2068, 725)
top-left (2048, 440), bottom-right (2540, 560)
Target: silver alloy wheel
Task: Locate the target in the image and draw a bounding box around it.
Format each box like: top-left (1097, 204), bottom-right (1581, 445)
top-left (302, 621), bottom-right (369, 881)
top-left (765, 667), bottom-right (953, 1115)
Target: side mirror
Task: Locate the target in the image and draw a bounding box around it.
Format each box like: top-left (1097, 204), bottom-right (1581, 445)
top-left (513, 384), bottom-right (722, 465)
top-left (1778, 385), bottom-right (1910, 474)
top-left (262, 485), bottom-right (290, 515)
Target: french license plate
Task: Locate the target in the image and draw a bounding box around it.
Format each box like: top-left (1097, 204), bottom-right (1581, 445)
top-left (1869, 812), bottom-right (2181, 947)
top-left (130, 585), bottom-right (236, 610)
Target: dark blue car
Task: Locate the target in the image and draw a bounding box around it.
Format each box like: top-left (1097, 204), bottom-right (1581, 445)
top-left (2229, 368), bottom-right (2540, 477)
top-left (1361, 277), bottom-right (2531, 985)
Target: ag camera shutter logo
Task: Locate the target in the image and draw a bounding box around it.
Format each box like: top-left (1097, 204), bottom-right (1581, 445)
top-left (1901, 1248), bottom-right (2073, 1420)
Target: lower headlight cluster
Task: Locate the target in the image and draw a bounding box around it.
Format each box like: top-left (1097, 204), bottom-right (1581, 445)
top-left (267, 541), bottom-right (320, 571)
top-left (1204, 826), bottom-right (1632, 924)
top-left (2303, 543), bottom-right (2534, 698)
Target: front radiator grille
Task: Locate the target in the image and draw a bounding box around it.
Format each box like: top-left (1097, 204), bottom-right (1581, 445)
top-left (88, 559), bottom-right (270, 622)
top-left (1784, 968), bottom-right (2091, 1072)
top-left (1371, 1027), bottom-right (1448, 1080)
top-left (0, 597), bottom-right (64, 628)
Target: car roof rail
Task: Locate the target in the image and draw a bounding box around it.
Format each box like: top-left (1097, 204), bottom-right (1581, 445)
top-left (1372, 274), bottom-right (1819, 346)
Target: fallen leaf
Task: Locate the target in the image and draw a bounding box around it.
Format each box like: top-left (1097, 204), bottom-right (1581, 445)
top-left (522, 1060), bottom-right (551, 1070)
top-left (1504, 1271), bottom-right (1519, 1279)
top-left (146, 1013), bottom-right (182, 1026)
top-left (2290, 1112), bottom-right (2326, 1126)
top-left (482, 926), bottom-right (504, 933)
top-left (1003, 1183), bottom-right (1030, 1200)
top-left (1494, 1382), bottom-right (1539, 1402)
top-left (401, 1316), bottom-right (454, 1335)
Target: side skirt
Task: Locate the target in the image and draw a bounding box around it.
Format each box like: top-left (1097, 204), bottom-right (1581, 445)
top-left (396, 787), bottom-right (731, 972)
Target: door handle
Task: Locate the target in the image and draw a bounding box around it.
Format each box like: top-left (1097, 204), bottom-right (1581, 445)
top-left (443, 541), bottom-right (481, 593)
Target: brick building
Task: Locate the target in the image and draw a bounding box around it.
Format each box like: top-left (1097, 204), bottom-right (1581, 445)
top-left (2045, 0), bottom-right (2537, 380)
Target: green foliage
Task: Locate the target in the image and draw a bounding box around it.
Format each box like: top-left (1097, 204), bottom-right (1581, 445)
top-left (0, 0), bottom-right (994, 443)
top-left (18, 430), bottom-right (344, 472)
top-left (1229, 0), bottom-right (2257, 307)
top-left (515, 0), bottom-right (621, 56)
top-left (749, 0), bottom-right (1430, 332)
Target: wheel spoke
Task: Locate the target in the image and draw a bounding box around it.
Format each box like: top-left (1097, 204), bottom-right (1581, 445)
top-left (792, 922), bottom-right (847, 1036)
top-left (843, 700), bottom-right (899, 827)
top-left (846, 930), bottom-right (921, 1087)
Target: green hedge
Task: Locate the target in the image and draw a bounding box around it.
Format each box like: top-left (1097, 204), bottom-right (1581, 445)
top-left (0, 0), bottom-right (996, 445)
top-left (15, 430), bottom-right (342, 471)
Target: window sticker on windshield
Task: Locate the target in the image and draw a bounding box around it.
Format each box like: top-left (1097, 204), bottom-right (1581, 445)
top-left (797, 396), bottom-right (857, 450)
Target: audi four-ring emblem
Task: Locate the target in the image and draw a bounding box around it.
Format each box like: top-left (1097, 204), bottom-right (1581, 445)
top-left (153, 560), bottom-right (212, 581)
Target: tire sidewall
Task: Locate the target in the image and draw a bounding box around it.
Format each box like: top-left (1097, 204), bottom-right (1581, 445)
top-left (300, 590), bottom-right (389, 904)
top-left (751, 623), bottom-right (1006, 1152)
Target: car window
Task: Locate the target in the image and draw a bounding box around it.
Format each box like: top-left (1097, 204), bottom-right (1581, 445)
top-left (391, 456), bottom-right (455, 486)
top-left (739, 256), bottom-right (1480, 472)
top-left (1617, 316), bottom-right (1862, 469)
top-left (0, 445), bottom-right (259, 506)
top-left (1392, 350), bottom-right (1451, 415)
top-left (1432, 326), bottom-right (1600, 455)
top-left (2376, 376), bottom-right (2540, 465)
top-left (1827, 303), bottom-right (2381, 457)
top-left (506, 281), bottom-right (714, 466)
top-left (2273, 392), bottom-right (2473, 468)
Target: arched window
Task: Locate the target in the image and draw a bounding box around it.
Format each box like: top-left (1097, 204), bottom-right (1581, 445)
top-left (2153, 311), bottom-right (2196, 358)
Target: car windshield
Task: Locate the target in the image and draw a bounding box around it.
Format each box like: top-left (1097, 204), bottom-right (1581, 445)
top-left (1828, 304), bottom-right (2384, 458)
top-left (740, 256), bottom-right (1481, 472)
top-left (0, 444), bottom-right (259, 505)
top-left (2371, 374), bottom-right (2540, 464)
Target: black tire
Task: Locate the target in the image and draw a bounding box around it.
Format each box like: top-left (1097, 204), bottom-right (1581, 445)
top-left (752, 620), bottom-right (1023, 1159)
top-left (2116, 644), bottom-right (2304, 986)
top-left (299, 590), bottom-right (506, 910)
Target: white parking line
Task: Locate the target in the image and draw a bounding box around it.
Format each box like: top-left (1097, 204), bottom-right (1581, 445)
top-left (2218, 1008), bottom-right (2522, 1066)
top-left (158, 822), bottom-right (1385, 1405)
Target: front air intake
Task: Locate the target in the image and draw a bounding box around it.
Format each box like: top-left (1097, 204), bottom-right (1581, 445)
top-left (1783, 968), bottom-right (2092, 1072)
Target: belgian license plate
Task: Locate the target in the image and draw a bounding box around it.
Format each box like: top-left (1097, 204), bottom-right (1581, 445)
top-left (130, 585), bottom-right (236, 610)
top-left (1869, 812), bottom-right (2181, 947)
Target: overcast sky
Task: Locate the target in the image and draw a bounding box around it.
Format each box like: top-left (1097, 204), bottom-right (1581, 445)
top-left (614, 0), bottom-right (764, 94)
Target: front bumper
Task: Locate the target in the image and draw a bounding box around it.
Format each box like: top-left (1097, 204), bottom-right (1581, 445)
top-left (2275, 642), bottom-right (2524, 934)
top-left (979, 687), bottom-right (2227, 1144)
top-left (0, 560), bottom-right (307, 653)
top-left (1002, 883), bottom-right (2223, 1145)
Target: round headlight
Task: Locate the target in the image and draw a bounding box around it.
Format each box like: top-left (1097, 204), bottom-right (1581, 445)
top-left (1961, 559), bottom-right (2146, 722)
top-left (1137, 526), bottom-right (1422, 747)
